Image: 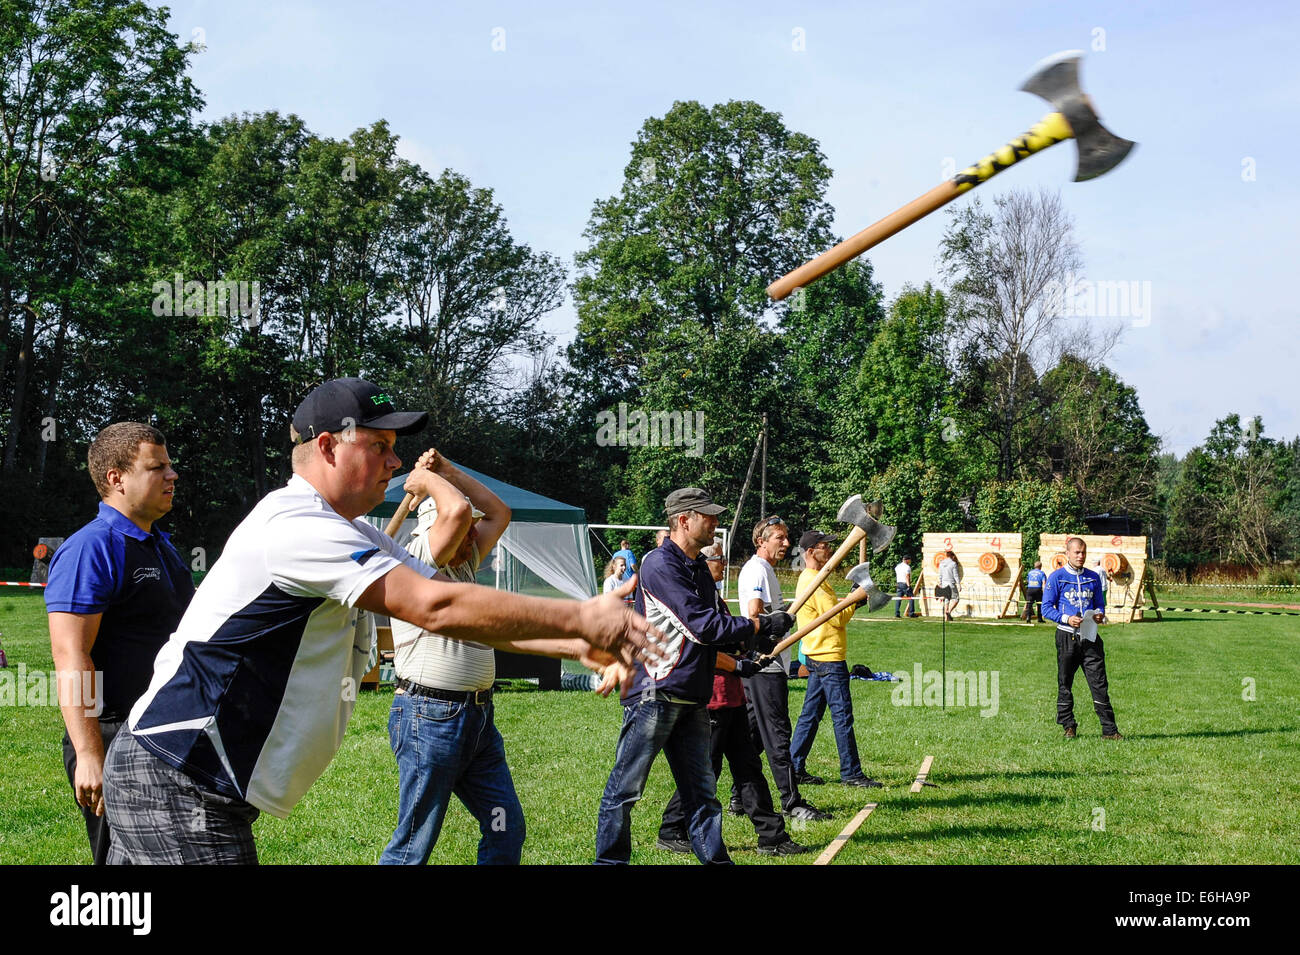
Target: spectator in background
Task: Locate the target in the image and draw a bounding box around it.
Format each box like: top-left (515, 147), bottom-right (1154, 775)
top-left (1023, 560), bottom-right (1047, 622)
top-left (1093, 558), bottom-right (1110, 596)
top-left (894, 556), bottom-right (919, 618)
top-left (655, 529), bottom-right (669, 548)
top-left (938, 550), bottom-right (961, 622)
top-left (603, 556), bottom-right (632, 604)
top-left (612, 539), bottom-right (637, 582)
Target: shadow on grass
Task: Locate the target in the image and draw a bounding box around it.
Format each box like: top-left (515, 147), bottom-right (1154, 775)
top-left (936, 769), bottom-right (1122, 783)
top-left (849, 823), bottom-right (1040, 844)
top-left (1126, 726), bottom-right (1295, 740)
top-left (886, 791), bottom-right (1066, 811)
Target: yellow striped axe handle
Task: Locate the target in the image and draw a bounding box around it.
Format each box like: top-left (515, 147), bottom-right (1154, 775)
top-left (767, 52), bottom-right (1135, 301)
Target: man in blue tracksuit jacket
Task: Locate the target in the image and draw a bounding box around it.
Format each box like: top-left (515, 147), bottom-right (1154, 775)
top-left (1023, 561), bottom-right (1047, 621)
top-left (1042, 537), bottom-right (1121, 739)
top-left (594, 487), bottom-right (791, 864)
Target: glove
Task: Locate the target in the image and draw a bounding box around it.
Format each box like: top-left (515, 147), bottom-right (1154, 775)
top-left (755, 611), bottom-right (795, 652)
top-left (732, 656), bottom-right (762, 679)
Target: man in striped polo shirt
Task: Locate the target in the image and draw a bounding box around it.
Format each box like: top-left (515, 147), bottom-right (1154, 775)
top-left (381, 449), bottom-right (518, 864)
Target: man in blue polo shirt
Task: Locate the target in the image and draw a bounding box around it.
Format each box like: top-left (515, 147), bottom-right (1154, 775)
top-left (1023, 560), bottom-right (1047, 622)
top-left (612, 539), bottom-right (637, 583)
top-left (45, 422), bottom-right (195, 864)
top-left (594, 487), bottom-right (793, 865)
top-left (1042, 537), bottom-right (1121, 740)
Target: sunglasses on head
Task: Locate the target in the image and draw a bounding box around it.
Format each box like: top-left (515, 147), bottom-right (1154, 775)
top-left (762, 516), bottom-right (784, 527)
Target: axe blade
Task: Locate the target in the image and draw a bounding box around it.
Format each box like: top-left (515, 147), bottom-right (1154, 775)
top-left (1019, 50), bottom-right (1136, 182)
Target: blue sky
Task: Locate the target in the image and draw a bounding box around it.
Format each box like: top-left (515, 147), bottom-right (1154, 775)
top-left (158, 0), bottom-right (1298, 455)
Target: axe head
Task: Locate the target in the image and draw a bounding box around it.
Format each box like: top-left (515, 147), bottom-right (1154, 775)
top-left (1020, 50), bottom-right (1136, 181)
top-left (837, 495), bottom-right (897, 554)
top-left (845, 562), bottom-right (893, 613)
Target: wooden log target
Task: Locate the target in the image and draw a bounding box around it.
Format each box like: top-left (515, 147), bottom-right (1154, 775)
top-left (1037, 534), bottom-right (1151, 623)
top-left (916, 533), bottom-right (1022, 619)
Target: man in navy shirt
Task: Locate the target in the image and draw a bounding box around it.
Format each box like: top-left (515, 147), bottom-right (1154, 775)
top-left (1042, 537), bottom-right (1121, 739)
top-left (594, 487), bottom-right (792, 864)
top-left (45, 422), bottom-right (195, 864)
top-left (1023, 560), bottom-right (1047, 622)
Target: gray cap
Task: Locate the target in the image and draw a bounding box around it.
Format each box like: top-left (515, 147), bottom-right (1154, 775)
top-left (664, 487), bottom-right (726, 518)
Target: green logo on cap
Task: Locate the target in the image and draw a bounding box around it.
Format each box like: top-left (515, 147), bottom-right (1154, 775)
top-left (370, 394), bottom-right (392, 406)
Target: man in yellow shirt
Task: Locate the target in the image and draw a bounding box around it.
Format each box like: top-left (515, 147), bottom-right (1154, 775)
top-left (789, 531), bottom-right (882, 788)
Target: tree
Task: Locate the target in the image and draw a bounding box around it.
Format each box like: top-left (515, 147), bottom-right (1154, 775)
top-left (816, 283), bottom-right (967, 520)
top-left (975, 479), bottom-right (1086, 572)
top-left (1039, 355), bottom-right (1160, 525)
top-left (1165, 416), bottom-right (1290, 567)
top-left (1, 0), bottom-right (201, 476)
top-left (939, 189), bottom-right (1119, 480)
top-left (569, 99), bottom-right (839, 530)
top-left (388, 168), bottom-right (565, 459)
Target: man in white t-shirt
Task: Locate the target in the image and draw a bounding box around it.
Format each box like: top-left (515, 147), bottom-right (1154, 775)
top-left (101, 378), bottom-right (662, 864)
top-left (381, 449), bottom-right (518, 864)
top-left (736, 517), bottom-right (830, 823)
top-left (893, 556), bottom-right (919, 618)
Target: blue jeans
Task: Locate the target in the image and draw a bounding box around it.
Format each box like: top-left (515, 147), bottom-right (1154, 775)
top-left (380, 691), bottom-right (525, 865)
top-left (595, 698), bottom-right (731, 865)
top-left (790, 659), bottom-right (864, 781)
top-left (895, 582), bottom-right (916, 616)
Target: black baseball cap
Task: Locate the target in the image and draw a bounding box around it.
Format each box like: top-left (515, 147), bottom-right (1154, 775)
top-left (664, 487), bottom-right (726, 518)
top-left (291, 378), bottom-right (427, 443)
top-left (798, 529), bottom-right (838, 550)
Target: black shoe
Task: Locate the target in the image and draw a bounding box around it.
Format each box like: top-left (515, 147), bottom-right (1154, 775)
top-left (842, 775), bottom-right (883, 788)
top-left (1064, 726), bottom-right (1077, 739)
top-left (795, 770), bottom-right (825, 786)
top-left (757, 838), bottom-right (811, 856)
top-left (728, 798), bottom-right (745, 816)
top-left (655, 837), bottom-right (692, 854)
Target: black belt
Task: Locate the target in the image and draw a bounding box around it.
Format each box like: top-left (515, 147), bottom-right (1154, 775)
top-left (395, 677), bottom-right (492, 705)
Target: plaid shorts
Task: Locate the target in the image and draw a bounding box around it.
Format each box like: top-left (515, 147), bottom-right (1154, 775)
top-left (102, 728), bottom-right (260, 865)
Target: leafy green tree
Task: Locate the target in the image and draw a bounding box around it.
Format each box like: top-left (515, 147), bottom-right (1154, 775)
top-left (1039, 355), bottom-right (1160, 526)
top-left (974, 479), bottom-right (1087, 571)
top-left (1165, 416), bottom-right (1289, 567)
top-left (569, 99), bottom-right (840, 534)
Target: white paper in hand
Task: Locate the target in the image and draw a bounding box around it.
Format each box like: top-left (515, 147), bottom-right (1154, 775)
top-left (1079, 613), bottom-right (1100, 643)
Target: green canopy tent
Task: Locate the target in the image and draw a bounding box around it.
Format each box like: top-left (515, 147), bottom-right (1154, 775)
top-left (367, 460), bottom-right (599, 601)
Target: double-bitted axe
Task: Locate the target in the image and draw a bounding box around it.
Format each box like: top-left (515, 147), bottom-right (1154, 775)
top-left (760, 562), bottom-right (891, 663)
top-left (786, 495), bottom-right (895, 617)
top-left (766, 51), bottom-right (1136, 301)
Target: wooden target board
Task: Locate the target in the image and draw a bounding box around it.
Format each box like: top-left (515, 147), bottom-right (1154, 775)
top-left (1036, 534), bottom-right (1152, 623)
top-left (916, 533), bottom-right (1022, 619)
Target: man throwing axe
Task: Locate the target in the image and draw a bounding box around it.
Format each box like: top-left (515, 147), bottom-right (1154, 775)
top-left (1043, 537), bottom-right (1122, 740)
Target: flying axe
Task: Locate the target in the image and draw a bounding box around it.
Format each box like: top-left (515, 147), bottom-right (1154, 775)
top-left (766, 51), bottom-right (1136, 300)
top-left (786, 495), bottom-right (895, 617)
top-left (760, 562), bottom-right (890, 663)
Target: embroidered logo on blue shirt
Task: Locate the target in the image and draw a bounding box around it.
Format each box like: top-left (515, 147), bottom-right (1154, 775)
top-left (350, 547), bottom-right (380, 565)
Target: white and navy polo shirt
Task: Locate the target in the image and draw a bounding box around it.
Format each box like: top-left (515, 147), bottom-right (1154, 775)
top-left (127, 475), bottom-right (435, 818)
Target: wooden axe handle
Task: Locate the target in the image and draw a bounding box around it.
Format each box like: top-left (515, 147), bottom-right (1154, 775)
top-left (763, 588), bottom-right (865, 662)
top-left (767, 112), bottom-right (1072, 301)
top-left (384, 493), bottom-right (416, 538)
top-left (786, 525), bottom-right (867, 616)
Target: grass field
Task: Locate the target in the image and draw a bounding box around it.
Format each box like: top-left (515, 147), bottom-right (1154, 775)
top-left (2, 587), bottom-right (1297, 865)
